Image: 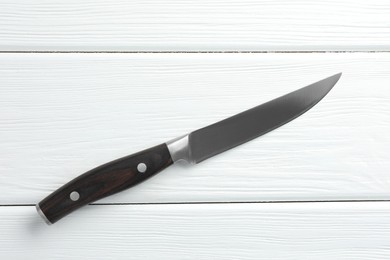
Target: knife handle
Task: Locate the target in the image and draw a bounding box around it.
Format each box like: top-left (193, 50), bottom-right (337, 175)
top-left (36, 143), bottom-right (173, 224)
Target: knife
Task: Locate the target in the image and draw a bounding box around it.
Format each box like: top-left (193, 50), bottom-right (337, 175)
top-left (36, 73), bottom-right (342, 224)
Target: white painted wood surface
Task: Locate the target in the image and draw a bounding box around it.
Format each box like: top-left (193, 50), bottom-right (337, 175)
top-left (0, 0), bottom-right (390, 51)
top-left (1, 202), bottom-right (390, 259)
top-left (0, 202), bottom-right (390, 260)
top-left (0, 53), bottom-right (389, 205)
top-left (1, 1), bottom-right (390, 259)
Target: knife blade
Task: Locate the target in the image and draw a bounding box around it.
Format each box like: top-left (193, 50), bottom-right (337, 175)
top-left (36, 73), bottom-right (341, 224)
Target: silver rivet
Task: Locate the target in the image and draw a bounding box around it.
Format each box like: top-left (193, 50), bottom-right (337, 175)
top-left (70, 191), bottom-right (80, 201)
top-left (137, 163), bottom-right (147, 173)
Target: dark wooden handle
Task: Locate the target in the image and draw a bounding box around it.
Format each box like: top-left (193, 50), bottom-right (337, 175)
top-left (37, 143), bottom-right (173, 224)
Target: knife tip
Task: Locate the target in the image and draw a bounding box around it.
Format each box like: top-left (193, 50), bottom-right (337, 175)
top-left (334, 72), bottom-right (342, 80)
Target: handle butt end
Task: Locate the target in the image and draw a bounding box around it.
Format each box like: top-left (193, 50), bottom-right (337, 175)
top-left (36, 203), bottom-right (52, 225)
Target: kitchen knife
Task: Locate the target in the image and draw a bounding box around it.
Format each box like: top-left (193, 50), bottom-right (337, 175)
top-left (36, 73), bottom-right (342, 224)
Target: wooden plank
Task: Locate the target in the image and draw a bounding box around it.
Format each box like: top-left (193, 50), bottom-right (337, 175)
top-left (0, 0), bottom-right (389, 51)
top-left (0, 53), bottom-right (389, 205)
top-left (1, 202), bottom-right (390, 259)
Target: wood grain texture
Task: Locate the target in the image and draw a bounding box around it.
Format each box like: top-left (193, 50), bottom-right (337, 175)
top-left (1, 202), bottom-right (390, 259)
top-left (38, 143), bottom-right (172, 223)
top-left (0, 0), bottom-right (390, 51)
top-left (0, 53), bottom-right (389, 205)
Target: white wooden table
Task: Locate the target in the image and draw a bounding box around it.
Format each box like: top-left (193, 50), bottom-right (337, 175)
top-left (1, 1), bottom-right (390, 259)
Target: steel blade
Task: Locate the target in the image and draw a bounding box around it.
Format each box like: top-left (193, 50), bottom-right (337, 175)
top-left (185, 73), bottom-right (341, 163)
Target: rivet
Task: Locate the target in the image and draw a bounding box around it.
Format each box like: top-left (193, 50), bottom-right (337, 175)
top-left (137, 163), bottom-right (147, 173)
top-left (70, 191), bottom-right (80, 201)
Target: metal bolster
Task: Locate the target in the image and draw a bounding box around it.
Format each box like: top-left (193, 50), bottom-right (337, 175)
top-left (166, 134), bottom-right (193, 164)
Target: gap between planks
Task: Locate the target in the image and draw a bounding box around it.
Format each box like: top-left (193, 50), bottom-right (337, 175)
top-left (2, 199), bottom-right (390, 207)
top-left (0, 50), bottom-right (390, 54)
